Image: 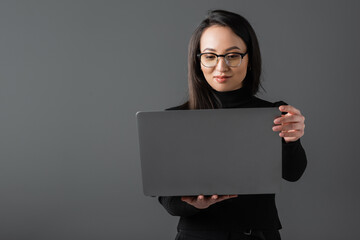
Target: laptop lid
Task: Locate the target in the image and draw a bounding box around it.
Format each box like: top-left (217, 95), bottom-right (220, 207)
top-left (136, 107), bottom-right (281, 196)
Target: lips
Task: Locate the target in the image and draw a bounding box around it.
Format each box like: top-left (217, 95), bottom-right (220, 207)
top-left (214, 75), bottom-right (230, 83)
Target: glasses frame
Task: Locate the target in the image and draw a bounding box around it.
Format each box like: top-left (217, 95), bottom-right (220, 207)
top-left (197, 52), bottom-right (248, 68)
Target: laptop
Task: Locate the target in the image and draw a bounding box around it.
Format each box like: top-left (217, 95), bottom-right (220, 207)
top-left (136, 107), bottom-right (281, 197)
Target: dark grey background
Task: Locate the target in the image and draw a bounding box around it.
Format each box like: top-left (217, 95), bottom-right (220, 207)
top-left (0, 0), bottom-right (359, 239)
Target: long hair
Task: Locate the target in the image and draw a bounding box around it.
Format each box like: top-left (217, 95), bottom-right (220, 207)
top-left (186, 9), bottom-right (262, 109)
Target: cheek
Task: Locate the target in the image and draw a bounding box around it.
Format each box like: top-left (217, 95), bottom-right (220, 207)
top-left (201, 66), bottom-right (213, 79)
top-left (238, 67), bottom-right (248, 80)
top-left (243, 57), bottom-right (249, 71)
top-left (237, 59), bottom-right (249, 77)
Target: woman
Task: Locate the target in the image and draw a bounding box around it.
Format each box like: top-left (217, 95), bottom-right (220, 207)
top-left (159, 10), bottom-right (307, 240)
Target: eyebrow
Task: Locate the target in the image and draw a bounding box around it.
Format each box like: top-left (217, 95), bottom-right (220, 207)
top-left (202, 46), bottom-right (242, 52)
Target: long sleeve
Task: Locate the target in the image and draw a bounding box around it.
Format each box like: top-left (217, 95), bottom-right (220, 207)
top-left (158, 196), bottom-right (201, 217)
top-left (282, 138), bottom-right (307, 182)
top-left (274, 101), bottom-right (307, 182)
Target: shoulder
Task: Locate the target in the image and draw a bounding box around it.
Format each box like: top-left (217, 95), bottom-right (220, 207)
top-left (165, 99), bottom-right (289, 110)
top-left (165, 101), bottom-right (190, 111)
top-left (251, 96), bottom-right (288, 108)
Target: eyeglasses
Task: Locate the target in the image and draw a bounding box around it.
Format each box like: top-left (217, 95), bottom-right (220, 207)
top-left (197, 52), bottom-right (247, 68)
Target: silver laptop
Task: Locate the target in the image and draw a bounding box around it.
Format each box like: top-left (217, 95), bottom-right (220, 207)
top-left (136, 107), bottom-right (281, 197)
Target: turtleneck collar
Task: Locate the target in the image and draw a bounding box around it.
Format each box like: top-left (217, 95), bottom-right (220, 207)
top-left (211, 87), bottom-right (253, 108)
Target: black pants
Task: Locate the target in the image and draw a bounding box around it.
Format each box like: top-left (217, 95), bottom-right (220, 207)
top-left (175, 230), bottom-right (281, 240)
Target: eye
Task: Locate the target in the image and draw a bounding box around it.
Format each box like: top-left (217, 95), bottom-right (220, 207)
top-left (204, 54), bottom-right (216, 60)
top-left (226, 54), bottom-right (241, 60)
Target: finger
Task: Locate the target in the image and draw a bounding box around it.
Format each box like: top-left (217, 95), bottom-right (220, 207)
top-left (274, 114), bottom-right (304, 125)
top-left (273, 123), bottom-right (304, 132)
top-left (216, 194), bottom-right (236, 201)
top-left (279, 105), bottom-right (301, 115)
top-left (197, 195), bottom-right (204, 200)
top-left (279, 130), bottom-right (304, 138)
top-left (283, 123), bottom-right (304, 131)
top-left (181, 196), bottom-right (195, 202)
top-left (211, 195), bottom-right (218, 200)
top-left (280, 114), bottom-right (305, 124)
top-left (181, 199), bottom-right (191, 204)
top-left (214, 195), bottom-right (228, 202)
top-left (274, 115), bottom-right (293, 124)
top-left (181, 196), bottom-right (193, 204)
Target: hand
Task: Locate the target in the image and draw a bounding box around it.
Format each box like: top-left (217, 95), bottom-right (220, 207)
top-left (272, 105), bottom-right (305, 143)
top-left (181, 194), bottom-right (238, 209)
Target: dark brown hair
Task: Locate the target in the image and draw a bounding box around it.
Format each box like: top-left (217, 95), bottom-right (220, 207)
top-left (184, 9), bottom-right (262, 109)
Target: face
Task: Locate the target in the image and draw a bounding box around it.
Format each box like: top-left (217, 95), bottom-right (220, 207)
top-left (199, 25), bottom-right (249, 92)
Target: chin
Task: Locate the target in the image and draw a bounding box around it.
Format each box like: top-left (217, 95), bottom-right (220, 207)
top-left (211, 85), bottom-right (226, 92)
top-left (212, 84), bottom-right (240, 92)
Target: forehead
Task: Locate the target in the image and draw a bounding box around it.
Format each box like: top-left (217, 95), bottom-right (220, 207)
top-left (200, 25), bottom-right (247, 52)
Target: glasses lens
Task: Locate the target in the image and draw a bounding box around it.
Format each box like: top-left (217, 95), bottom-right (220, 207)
top-left (200, 53), bottom-right (217, 67)
top-left (225, 53), bottom-right (242, 67)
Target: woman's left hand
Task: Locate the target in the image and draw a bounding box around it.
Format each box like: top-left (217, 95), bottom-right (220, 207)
top-left (272, 105), bottom-right (305, 143)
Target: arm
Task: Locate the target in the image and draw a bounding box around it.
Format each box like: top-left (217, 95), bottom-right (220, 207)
top-left (272, 103), bottom-right (308, 181)
top-left (282, 138), bottom-right (307, 181)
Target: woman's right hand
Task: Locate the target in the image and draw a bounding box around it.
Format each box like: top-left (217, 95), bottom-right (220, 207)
top-left (181, 194), bottom-right (238, 209)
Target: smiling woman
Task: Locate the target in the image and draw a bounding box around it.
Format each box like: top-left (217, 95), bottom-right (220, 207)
top-left (158, 9), bottom-right (307, 240)
top-left (183, 10), bottom-right (262, 110)
top-left (199, 25), bottom-right (249, 92)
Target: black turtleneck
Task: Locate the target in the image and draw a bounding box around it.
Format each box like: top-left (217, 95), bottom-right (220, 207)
top-left (211, 86), bottom-right (253, 108)
top-left (158, 88), bottom-right (307, 232)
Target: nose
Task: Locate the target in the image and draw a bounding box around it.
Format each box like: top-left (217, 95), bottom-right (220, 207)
top-left (215, 56), bottom-right (229, 72)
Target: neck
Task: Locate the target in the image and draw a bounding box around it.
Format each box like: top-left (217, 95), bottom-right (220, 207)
top-left (211, 87), bottom-right (252, 108)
